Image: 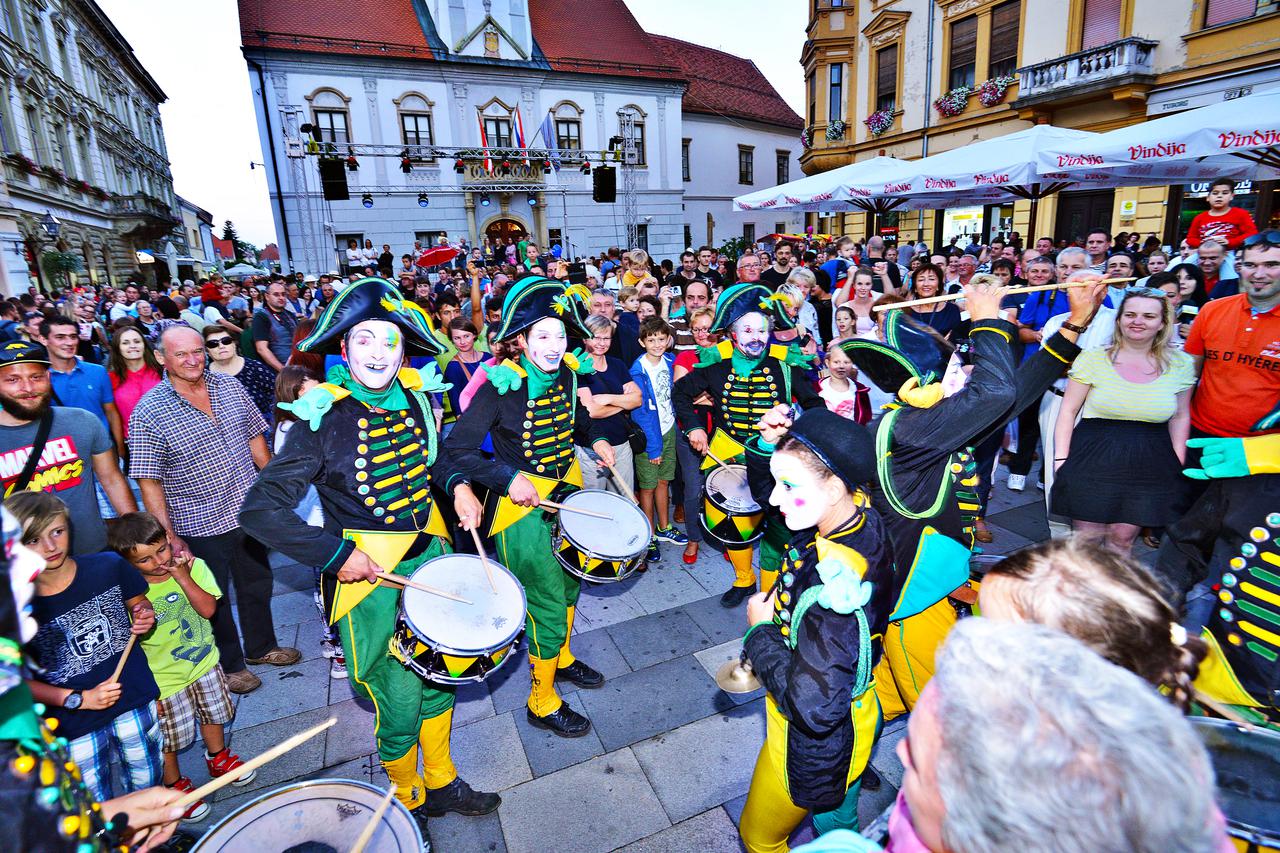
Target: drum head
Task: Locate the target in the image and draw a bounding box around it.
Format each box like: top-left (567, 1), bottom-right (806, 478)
top-left (191, 779), bottom-right (421, 853)
top-left (706, 465), bottom-right (759, 512)
top-left (1190, 716), bottom-right (1280, 843)
top-left (559, 489), bottom-right (651, 559)
top-left (402, 554), bottom-right (526, 655)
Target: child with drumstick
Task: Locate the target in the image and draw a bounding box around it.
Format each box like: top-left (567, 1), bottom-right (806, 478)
top-left (109, 512), bottom-right (255, 824)
top-left (738, 405), bottom-right (894, 851)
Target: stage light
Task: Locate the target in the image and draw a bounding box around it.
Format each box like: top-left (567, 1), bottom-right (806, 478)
top-left (361, 193), bottom-right (373, 208)
top-left (581, 158), bottom-right (591, 175)
top-left (526, 192), bottom-right (537, 207)
top-left (479, 193), bottom-right (491, 207)
top-left (400, 148), bottom-right (412, 174)
top-left (417, 193), bottom-right (430, 208)
top-left (454, 158), bottom-right (465, 174)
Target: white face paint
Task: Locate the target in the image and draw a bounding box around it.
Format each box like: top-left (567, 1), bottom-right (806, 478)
top-left (732, 311), bottom-right (770, 359)
top-left (940, 353), bottom-right (970, 398)
top-left (768, 450), bottom-right (828, 531)
top-left (524, 317), bottom-right (566, 372)
top-left (4, 509), bottom-right (41, 643)
top-left (343, 319), bottom-right (404, 391)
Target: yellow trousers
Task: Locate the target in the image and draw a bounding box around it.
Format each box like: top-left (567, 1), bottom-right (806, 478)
top-left (873, 598), bottom-right (958, 721)
top-left (739, 693), bottom-right (881, 853)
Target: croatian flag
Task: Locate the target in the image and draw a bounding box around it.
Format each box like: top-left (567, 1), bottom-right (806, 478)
top-left (477, 114), bottom-right (492, 173)
top-left (513, 108), bottom-right (530, 165)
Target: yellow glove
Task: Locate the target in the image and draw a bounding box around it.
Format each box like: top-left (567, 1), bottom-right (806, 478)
top-left (897, 377), bottom-right (945, 409)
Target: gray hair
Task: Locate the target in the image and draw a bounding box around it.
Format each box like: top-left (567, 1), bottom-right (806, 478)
top-left (1056, 246), bottom-right (1088, 267)
top-left (590, 287), bottom-right (615, 302)
top-left (583, 314), bottom-right (614, 336)
top-left (784, 267), bottom-right (815, 291)
top-left (932, 619), bottom-right (1217, 853)
top-left (1198, 238), bottom-right (1226, 254)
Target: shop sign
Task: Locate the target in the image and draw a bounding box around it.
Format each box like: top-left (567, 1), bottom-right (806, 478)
top-left (1187, 180), bottom-right (1253, 198)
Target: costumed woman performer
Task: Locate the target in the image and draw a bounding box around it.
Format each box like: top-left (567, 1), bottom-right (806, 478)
top-left (239, 278), bottom-right (500, 842)
top-left (672, 283), bottom-right (824, 607)
top-left (445, 276), bottom-right (615, 738)
top-left (737, 406), bottom-right (892, 852)
top-left (838, 276), bottom-right (1108, 718)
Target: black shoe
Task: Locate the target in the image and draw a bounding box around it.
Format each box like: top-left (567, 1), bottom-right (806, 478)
top-left (720, 584), bottom-right (755, 608)
top-left (155, 830), bottom-right (198, 853)
top-left (425, 777), bottom-right (501, 816)
top-left (557, 659), bottom-right (604, 689)
top-left (409, 804), bottom-right (435, 851)
top-left (860, 765), bottom-right (882, 792)
top-left (526, 703), bottom-right (592, 738)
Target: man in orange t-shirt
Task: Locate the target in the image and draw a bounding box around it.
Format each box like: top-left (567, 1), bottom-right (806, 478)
top-left (1184, 232), bottom-right (1280, 438)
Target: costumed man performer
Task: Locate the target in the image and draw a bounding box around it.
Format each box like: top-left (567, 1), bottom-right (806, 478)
top-left (738, 407), bottom-right (893, 852)
top-left (838, 276), bottom-right (1108, 719)
top-left (672, 283), bottom-right (823, 608)
top-left (445, 275), bottom-right (614, 738)
top-left (239, 278), bottom-right (500, 838)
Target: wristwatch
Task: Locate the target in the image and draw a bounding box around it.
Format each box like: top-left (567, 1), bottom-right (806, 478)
top-left (1060, 320), bottom-right (1088, 334)
top-left (64, 690), bottom-right (83, 710)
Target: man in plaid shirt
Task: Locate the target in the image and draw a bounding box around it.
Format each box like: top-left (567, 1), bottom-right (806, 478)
top-left (128, 327), bottom-right (299, 695)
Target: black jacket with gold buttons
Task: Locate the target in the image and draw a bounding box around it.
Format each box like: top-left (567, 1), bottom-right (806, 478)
top-left (672, 350), bottom-right (823, 444)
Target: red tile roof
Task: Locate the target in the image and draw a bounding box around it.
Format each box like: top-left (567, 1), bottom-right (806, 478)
top-left (237, 0), bottom-right (434, 59)
top-left (649, 35), bottom-right (803, 130)
top-left (529, 0), bottom-right (682, 81)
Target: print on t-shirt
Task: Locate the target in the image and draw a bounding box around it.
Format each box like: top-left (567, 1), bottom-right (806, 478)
top-left (31, 583), bottom-right (129, 680)
top-left (0, 433), bottom-right (85, 496)
top-left (154, 588), bottom-right (216, 668)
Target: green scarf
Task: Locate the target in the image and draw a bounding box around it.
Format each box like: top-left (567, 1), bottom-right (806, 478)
top-left (520, 355), bottom-right (556, 398)
top-left (326, 364), bottom-right (409, 411)
top-left (731, 347), bottom-right (765, 377)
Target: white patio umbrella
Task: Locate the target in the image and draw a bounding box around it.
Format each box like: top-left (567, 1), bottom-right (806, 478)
top-left (1033, 88), bottom-right (1280, 181)
top-left (734, 155), bottom-right (914, 214)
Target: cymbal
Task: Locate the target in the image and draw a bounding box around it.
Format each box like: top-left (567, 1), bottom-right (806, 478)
top-left (716, 659), bottom-right (762, 694)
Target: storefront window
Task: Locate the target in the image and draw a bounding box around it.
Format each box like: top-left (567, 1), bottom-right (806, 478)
top-left (941, 205), bottom-right (985, 242)
top-left (1177, 179), bottom-right (1259, 238)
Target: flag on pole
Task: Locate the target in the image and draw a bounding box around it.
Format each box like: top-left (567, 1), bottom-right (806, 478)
top-left (477, 114), bottom-right (492, 173)
top-left (536, 112), bottom-right (561, 171)
top-left (513, 108), bottom-right (530, 165)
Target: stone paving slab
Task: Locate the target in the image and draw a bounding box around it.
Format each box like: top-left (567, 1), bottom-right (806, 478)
top-left (497, 748), bottom-right (670, 853)
top-left (511, 691), bottom-right (606, 778)
top-left (450, 710), bottom-right (534, 793)
top-left (627, 564), bottom-right (716, 614)
top-left (573, 584), bottom-right (648, 631)
top-left (605, 607), bottom-right (713, 670)
top-left (632, 698), bottom-right (764, 823)
top-left (681, 591), bottom-right (752, 646)
top-left (987, 501), bottom-right (1050, 544)
top-left (232, 656), bottom-right (334, 729)
top-left (615, 807), bottom-right (743, 853)
top-left (692, 639), bottom-right (764, 706)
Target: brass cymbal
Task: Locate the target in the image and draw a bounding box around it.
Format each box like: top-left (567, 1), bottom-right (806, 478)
top-left (715, 659), bottom-right (762, 694)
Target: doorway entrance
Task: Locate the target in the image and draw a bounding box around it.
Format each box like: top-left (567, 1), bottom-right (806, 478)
top-left (485, 218), bottom-right (528, 245)
top-left (1055, 190), bottom-right (1113, 245)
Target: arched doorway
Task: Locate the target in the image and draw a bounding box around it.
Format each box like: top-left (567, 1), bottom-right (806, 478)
top-left (484, 217), bottom-right (527, 245)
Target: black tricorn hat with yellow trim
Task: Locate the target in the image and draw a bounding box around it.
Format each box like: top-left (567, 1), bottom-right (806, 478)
top-left (297, 277), bottom-right (443, 356)
top-left (492, 275), bottom-right (591, 341)
top-left (837, 311), bottom-right (954, 394)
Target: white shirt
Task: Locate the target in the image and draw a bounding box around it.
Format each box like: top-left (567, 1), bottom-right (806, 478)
top-left (640, 355), bottom-right (675, 434)
top-left (1041, 307), bottom-right (1115, 391)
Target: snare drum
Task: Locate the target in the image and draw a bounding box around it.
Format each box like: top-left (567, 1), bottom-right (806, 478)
top-left (553, 489), bottom-right (651, 582)
top-left (701, 465), bottom-right (764, 549)
top-left (390, 553), bottom-right (525, 684)
top-left (191, 779), bottom-right (422, 852)
top-left (1191, 716), bottom-right (1280, 852)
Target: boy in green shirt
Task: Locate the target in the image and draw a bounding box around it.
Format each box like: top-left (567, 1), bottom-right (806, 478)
top-left (109, 512), bottom-right (255, 824)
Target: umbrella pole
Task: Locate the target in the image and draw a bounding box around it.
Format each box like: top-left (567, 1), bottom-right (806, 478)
top-left (1027, 196), bottom-right (1040, 245)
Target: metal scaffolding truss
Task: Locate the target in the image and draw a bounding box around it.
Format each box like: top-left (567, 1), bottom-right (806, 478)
top-left (290, 140), bottom-right (615, 164)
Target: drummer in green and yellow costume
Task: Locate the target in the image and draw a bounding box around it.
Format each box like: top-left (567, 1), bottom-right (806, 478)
top-left (239, 278), bottom-right (500, 837)
top-left (445, 275), bottom-right (615, 739)
top-left (672, 283), bottom-right (823, 608)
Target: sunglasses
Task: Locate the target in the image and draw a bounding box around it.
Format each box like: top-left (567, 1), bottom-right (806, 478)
top-left (1243, 230), bottom-right (1280, 248)
top-left (205, 336), bottom-right (235, 348)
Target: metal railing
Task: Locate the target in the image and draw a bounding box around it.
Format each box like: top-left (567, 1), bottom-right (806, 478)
top-left (1016, 37), bottom-right (1157, 100)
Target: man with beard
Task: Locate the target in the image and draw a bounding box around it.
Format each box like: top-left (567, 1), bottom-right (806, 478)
top-left (672, 284), bottom-right (823, 606)
top-left (239, 279), bottom-right (499, 839)
top-left (0, 341), bottom-right (135, 555)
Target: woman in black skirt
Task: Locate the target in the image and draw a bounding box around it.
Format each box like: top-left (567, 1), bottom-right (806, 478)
top-left (1051, 288), bottom-right (1196, 554)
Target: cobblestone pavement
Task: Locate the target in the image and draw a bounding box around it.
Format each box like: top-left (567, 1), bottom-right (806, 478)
top-left (183, 471), bottom-right (1072, 851)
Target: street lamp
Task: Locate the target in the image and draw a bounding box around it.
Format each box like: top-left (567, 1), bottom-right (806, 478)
top-left (39, 210), bottom-right (60, 240)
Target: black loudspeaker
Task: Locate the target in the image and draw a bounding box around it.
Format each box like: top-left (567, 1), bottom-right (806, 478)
top-left (319, 158), bottom-right (350, 201)
top-left (592, 166), bottom-right (616, 203)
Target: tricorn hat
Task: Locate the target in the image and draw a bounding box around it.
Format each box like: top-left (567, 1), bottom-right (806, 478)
top-left (710, 282), bottom-right (795, 334)
top-left (297, 277), bottom-right (443, 356)
top-left (837, 311), bottom-right (954, 394)
top-left (492, 275), bottom-right (591, 342)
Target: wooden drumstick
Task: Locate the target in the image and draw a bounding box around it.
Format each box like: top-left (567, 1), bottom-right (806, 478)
top-left (539, 499), bottom-right (613, 520)
top-left (1194, 688), bottom-right (1256, 732)
top-left (348, 783), bottom-right (398, 853)
top-left (109, 634), bottom-right (137, 684)
top-left (374, 572), bottom-right (473, 605)
top-left (873, 277), bottom-right (1137, 312)
top-left (175, 717), bottom-right (338, 807)
top-left (704, 450), bottom-right (747, 484)
top-left (468, 526), bottom-right (498, 594)
top-left (606, 462), bottom-right (639, 504)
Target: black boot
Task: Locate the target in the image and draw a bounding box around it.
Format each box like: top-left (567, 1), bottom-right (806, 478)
top-left (557, 659), bottom-right (604, 688)
top-left (526, 703), bottom-right (592, 738)
top-left (720, 584), bottom-right (755, 608)
top-left (860, 765), bottom-right (882, 792)
top-left (409, 804), bottom-right (435, 852)
top-left (424, 777), bottom-right (501, 816)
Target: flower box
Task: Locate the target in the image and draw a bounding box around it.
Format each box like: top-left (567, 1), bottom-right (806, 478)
top-left (825, 120), bottom-right (847, 141)
top-left (977, 76), bottom-right (1018, 107)
top-left (864, 110), bottom-right (894, 137)
top-left (933, 86), bottom-right (973, 118)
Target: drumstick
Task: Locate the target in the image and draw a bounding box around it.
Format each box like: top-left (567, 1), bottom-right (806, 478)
top-left (704, 450), bottom-right (747, 484)
top-left (468, 526), bottom-right (498, 594)
top-left (1194, 688), bottom-right (1256, 732)
top-left (539, 499), bottom-right (613, 520)
top-left (374, 572), bottom-right (473, 605)
top-left (175, 717), bottom-right (338, 807)
top-left (348, 783), bottom-right (397, 853)
top-left (109, 634), bottom-right (137, 683)
top-left (606, 462), bottom-right (638, 504)
top-left (872, 277), bottom-right (1137, 312)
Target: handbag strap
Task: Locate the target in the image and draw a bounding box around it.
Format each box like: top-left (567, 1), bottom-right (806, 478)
top-left (8, 409), bottom-right (54, 495)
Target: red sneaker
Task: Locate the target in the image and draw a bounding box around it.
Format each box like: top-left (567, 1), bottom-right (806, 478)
top-left (206, 747), bottom-right (257, 786)
top-left (168, 776), bottom-right (210, 823)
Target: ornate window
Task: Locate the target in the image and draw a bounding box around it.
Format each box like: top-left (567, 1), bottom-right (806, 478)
top-left (553, 101), bottom-right (582, 153)
top-left (306, 88), bottom-right (351, 144)
top-left (619, 105), bottom-right (646, 167)
top-left (24, 9), bottom-right (48, 65)
top-left (479, 98), bottom-right (514, 149)
top-left (394, 92), bottom-right (434, 161)
top-left (875, 44), bottom-right (898, 112)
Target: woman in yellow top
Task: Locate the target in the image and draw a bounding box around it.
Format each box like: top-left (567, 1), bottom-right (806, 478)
top-left (1051, 288), bottom-right (1196, 553)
